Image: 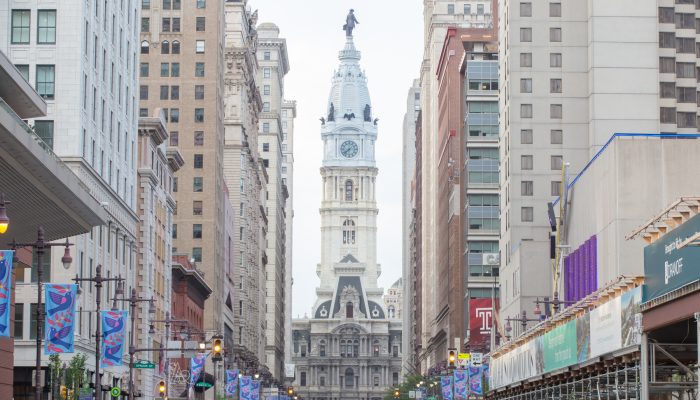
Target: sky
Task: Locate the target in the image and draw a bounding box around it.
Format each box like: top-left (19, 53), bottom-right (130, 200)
top-left (250, 0), bottom-right (424, 317)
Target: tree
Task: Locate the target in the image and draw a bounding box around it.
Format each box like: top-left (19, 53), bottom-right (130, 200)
top-left (66, 353), bottom-right (87, 399)
top-left (383, 374), bottom-right (432, 400)
top-left (48, 354), bottom-right (62, 400)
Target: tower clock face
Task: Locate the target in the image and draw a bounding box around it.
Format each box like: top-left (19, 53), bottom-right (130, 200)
top-left (340, 140), bottom-right (359, 158)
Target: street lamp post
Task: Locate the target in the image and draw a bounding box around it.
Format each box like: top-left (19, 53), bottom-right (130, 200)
top-left (504, 310), bottom-right (541, 341)
top-left (111, 281), bottom-right (155, 400)
top-left (149, 312), bottom-right (188, 398)
top-left (12, 226), bottom-right (74, 400)
top-left (73, 264), bottom-right (124, 400)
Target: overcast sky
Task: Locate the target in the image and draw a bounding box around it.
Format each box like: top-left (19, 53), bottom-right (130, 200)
top-left (250, 0), bottom-right (423, 317)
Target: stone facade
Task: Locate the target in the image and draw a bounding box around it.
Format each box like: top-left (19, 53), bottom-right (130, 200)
top-left (291, 30), bottom-right (402, 400)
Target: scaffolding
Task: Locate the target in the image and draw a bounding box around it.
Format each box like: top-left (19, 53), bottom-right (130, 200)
top-left (490, 362), bottom-right (641, 400)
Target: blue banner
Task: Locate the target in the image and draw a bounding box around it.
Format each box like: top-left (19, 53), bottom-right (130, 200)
top-left (453, 369), bottom-right (468, 400)
top-left (0, 251), bottom-right (13, 337)
top-left (226, 369), bottom-right (240, 397)
top-left (240, 376), bottom-right (253, 400)
top-left (44, 284), bottom-right (77, 353)
top-left (468, 366), bottom-right (483, 396)
top-left (190, 354), bottom-right (207, 386)
top-left (441, 376), bottom-right (453, 400)
top-left (100, 310), bottom-right (127, 367)
top-left (252, 380), bottom-right (260, 400)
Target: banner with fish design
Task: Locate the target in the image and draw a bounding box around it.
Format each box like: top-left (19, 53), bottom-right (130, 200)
top-left (190, 353), bottom-right (207, 386)
top-left (226, 369), bottom-right (240, 397)
top-left (468, 366), bottom-right (483, 395)
top-left (100, 310), bottom-right (128, 368)
top-left (239, 376), bottom-right (253, 400)
top-left (453, 369), bottom-right (468, 400)
top-left (0, 251), bottom-right (13, 337)
top-left (44, 283), bottom-right (77, 353)
top-left (440, 376), bottom-right (453, 400)
top-left (251, 380), bottom-right (261, 400)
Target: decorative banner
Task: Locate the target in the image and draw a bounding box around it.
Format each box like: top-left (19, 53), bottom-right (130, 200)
top-left (440, 376), bottom-right (453, 400)
top-left (44, 284), bottom-right (77, 354)
top-left (468, 366), bottom-right (483, 395)
top-left (543, 319), bottom-right (576, 372)
top-left (101, 310), bottom-right (127, 368)
top-left (0, 251), bottom-right (14, 337)
top-left (589, 296), bottom-right (621, 358)
top-left (190, 353), bottom-right (207, 386)
top-left (240, 376), bottom-right (253, 400)
top-left (453, 369), bottom-right (468, 400)
top-left (469, 298), bottom-right (497, 351)
top-left (226, 370), bottom-right (240, 397)
top-left (251, 380), bottom-right (261, 400)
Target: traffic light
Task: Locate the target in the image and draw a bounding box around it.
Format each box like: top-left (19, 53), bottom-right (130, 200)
top-left (212, 337), bottom-right (223, 361)
top-left (60, 385), bottom-right (68, 400)
top-left (287, 387), bottom-right (294, 396)
top-left (158, 380), bottom-right (166, 397)
top-left (393, 389), bottom-right (400, 398)
top-left (448, 348), bottom-right (457, 369)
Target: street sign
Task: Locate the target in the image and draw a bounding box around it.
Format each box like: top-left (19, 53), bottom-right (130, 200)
top-left (409, 390), bottom-right (416, 398)
top-left (110, 387), bottom-right (121, 398)
top-left (456, 358), bottom-right (468, 369)
top-left (195, 381), bottom-right (214, 389)
top-left (457, 353), bottom-right (471, 360)
top-left (78, 387), bottom-right (93, 400)
top-left (133, 360), bottom-right (156, 369)
top-left (470, 353), bottom-right (483, 366)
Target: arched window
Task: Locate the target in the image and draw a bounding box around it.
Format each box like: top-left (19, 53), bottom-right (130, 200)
top-left (345, 368), bottom-right (354, 388)
top-left (346, 301), bottom-right (353, 318)
top-left (141, 40), bottom-right (150, 54)
top-left (161, 40), bottom-right (170, 54)
top-left (172, 40), bottom-right (180, 54)
top-left (342, 219), bottom-right (356, 244)
top-left (345, 179), bottom-right (353, 201)
top-left (388, 305), bottom-right (395, 319)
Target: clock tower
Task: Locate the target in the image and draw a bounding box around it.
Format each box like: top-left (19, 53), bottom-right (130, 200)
top-left (291, 14), bottom-right (402, 397)
top-left (314, 32), bottom-right (383, 315)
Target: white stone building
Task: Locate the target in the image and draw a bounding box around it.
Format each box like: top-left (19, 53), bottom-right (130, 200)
top-left (282, 99), bottom-right (297, 370)
top-left (291, 26), bottom-right (402, 400)
top-left (1, 0), bottom-right (140, 394)
top-left (384, 278), bottom-right (403, 320)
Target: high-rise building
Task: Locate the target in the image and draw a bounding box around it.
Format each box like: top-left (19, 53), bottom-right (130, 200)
top-left (135, 112), bottom-right (182, 397)
top-left (2, 1), bottom-right (140, 395)
top-left (384, 278), bottom-right (403, 320)
top-left (138, 0), bottom-right (231, 343)
top-left (417, 0), bottom-right (496, 373)
top-left (282, 99), bottom-right (297, 369)
top-left (497, 0), bottom-right (659, 336)
top-left (401, 79), bottom-right (420, 373)
top-left (256, 22), bottom-right (290, 382)
top-left (223, 0), bottom-right (268, 373)
top-left (291, 21), bottom-right (402, 398)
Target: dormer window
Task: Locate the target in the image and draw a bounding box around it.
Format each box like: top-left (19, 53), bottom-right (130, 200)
top-left (346, 301), bottom-right (354, 318)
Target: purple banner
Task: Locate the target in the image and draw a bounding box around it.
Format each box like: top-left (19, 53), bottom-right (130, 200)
top-left (0, 251), bottom-right (13, 337)
top-left (190, 354), bottom-right (206, 386)
top-left (453, 369), bottom-right (468, 400)
top-left (440, 376), bottom-right (453, 400)
top-left (468, 366), bottom-right (483, 395)
top-left (240, 376), bottom-right (253, 400)
top-left (44, 284), bottom-right (77, 354)
top-left (252, 380), bottom-right (260, 400)
top-left (564, 235), bottom-right (598, 302)
top-left (101, 310), bottom-right (127, 367)
top-left (226, 369), bottom-right (240, 396)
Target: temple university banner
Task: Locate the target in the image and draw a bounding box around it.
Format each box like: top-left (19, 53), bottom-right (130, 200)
top-left (0, 251), bottom-right (13, 337)
top-left (239, 376), bottom-right (253, 400)
top-left (100, 310), bottom-right (128, 368)
top-left (440, 376), bottom-right (453, 400)
top-left (226, 370), bottom-right (240, 397)
top-left (44, 284), bottom-right (77, 354)
top-left (453, 369), bottom-right (468, 400)
top-left (469, 298), bottom-right (497, 351)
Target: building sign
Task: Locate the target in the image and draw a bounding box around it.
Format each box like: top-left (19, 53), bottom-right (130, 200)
top-left (490, 286), bottom-right (642, 389)
top-left (469, 298), bottom-right (496, 351)
top-left (644, 213), bottom-right (700, 301)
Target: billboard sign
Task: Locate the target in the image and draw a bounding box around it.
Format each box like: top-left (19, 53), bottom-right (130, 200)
top-left (644, 213), bottom-right (700, 301)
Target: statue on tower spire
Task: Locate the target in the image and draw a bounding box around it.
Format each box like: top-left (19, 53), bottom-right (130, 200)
top-left (343, 9), bottom-right (359, 37)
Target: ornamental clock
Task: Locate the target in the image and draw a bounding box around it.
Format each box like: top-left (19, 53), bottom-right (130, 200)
top-left (340, 140), bottom-right (359, 158)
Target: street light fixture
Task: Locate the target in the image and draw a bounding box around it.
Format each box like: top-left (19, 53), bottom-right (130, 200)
top-left (73, 264), bottom-right (123, 400)
top-left (0, 194), bottom-right (10, 234)
top-left (111, 281), bottom-right (156, 400)
top-left (13, 227), bottom-right (73, 400)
